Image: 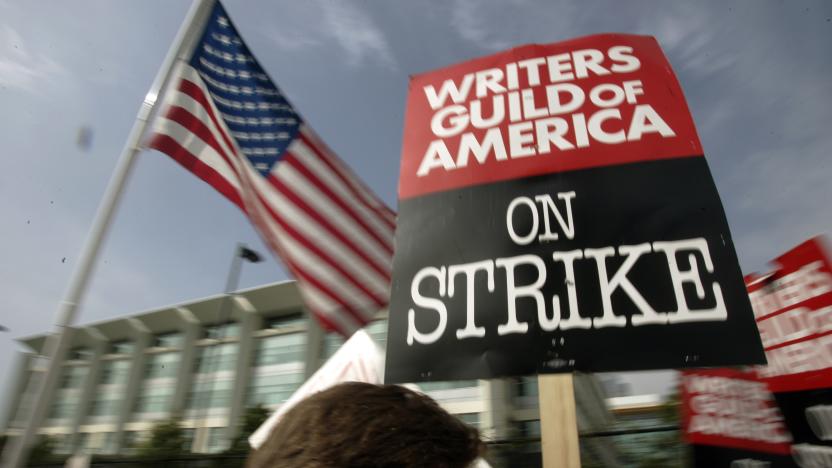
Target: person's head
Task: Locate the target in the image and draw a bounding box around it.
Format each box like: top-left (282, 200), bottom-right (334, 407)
top-left (247, 382), bottom-right (484, 468)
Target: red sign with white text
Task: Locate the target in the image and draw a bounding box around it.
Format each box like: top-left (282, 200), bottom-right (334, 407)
top-left (399, 34), bottom-right (703, 199)
top-left (682, 369), bottom-right (793, 455)
top-left (746, 237), bottom-right (832, 393)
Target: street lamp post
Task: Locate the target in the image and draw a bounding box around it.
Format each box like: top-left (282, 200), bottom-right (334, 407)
top-left (198, 243), bottom-right (261, 452)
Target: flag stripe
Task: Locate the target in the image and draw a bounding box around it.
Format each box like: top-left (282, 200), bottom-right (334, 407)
top-left (159, 79), bottom-right (393, 291)
top-left (147, 133), bottom-right (244, 210)
top-left (299, 129), bottom-right (396, 227)
top-left (266, 174), bottom-right (392, 277)
top-left (250, 190), bottom-right (388, 307)
top-left (158, 71), bottom-right (386, 334)
top-left (147, 3), bottom-right (393, 336)
top-left (154, 95), bottom-right (390, 307)
top-left (285, 142), bottom-right (394, 249)
top-left (270, 161), bottom-right (393, 263)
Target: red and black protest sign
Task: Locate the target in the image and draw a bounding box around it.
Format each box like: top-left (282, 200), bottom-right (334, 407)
top-left (747, 237), bottom-right (832, 393)
top-left (385, 34), bottom-right (766, 383)
top-left (683, 238), bottom-right (832, 467)
top-left (682, 369), bottom-right (795, 467)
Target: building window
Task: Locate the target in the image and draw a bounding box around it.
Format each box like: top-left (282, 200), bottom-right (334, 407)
top-left (154, 332), bottom-right (184, 349)
top-left (516, 376), bottom-right (539, 397)
top-left (69, 348), bottom-right (93, 361)
top-left (187, 378), bottom-right (233, 410)
top-left (255, 333), bottom-right (304, 366)
top-left (53, 434), bottom-right (72, 454)
top-left (517, 419), bottom-right (541, 438)
top-left (204, 322), bottom-right (239, 340)
top-left (99, 360), bottom-right (130, 385)
top-left (134, 379), bottom-right (176, 415)
top-left (182, 428), bottom-right (195, 452)
top-left (145, 352), bottom-right (180, 379)
top-left (264, 314), bottom-right (305, 330)
top-left (109, 341), bottom-right (134, 355)
top-left (60, 366), bottom-right (88, 389)
top-left (247, 372), bottom-right (303, 407)
top-left (89, 396), bottom-right (119, 417)
top-left (205, 427), bottom-right (228, 453)
top-left (323, 320), bottom-right (387, 361)
top-left (457, 413), bottom-right (480, 429)
top-left (419, 380), bottom-right (479, 392)
top-left (195, 342), bottom-right (238, 374)
top-left (49, 400), bottom-right (77, 420)
top-left (100, 432), bottom-right (116, 454)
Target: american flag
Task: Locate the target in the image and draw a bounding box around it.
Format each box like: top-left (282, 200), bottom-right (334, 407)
top-left (147, 1), bottom-right (395, 336)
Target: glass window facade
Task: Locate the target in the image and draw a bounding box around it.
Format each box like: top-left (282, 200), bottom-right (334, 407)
top-left (154, 332), bottom-right (184, 349)
top-left (195, 343), bottom-right (238, 374)
top-left (89, 395), bottom-right (120, 417)
top-left (205, 427), bottom-right (228, 453)
top-left (247, 372), bottom-right (303, 406)
top-left (323, 319), bottom-right (387, 361)
top-left (255, 333), bottom-right (304, 366)
top-left (48, 398), bottom-right (78, 421)
top-left (204, 322), bottom-right (239, 340)
top-left (145, 352), bottom-right (180, 379)
top-left (188, 378), bottom-right (233, 410)
top-left (457, 412), bottom-right (480, 428)
top-left (60, 366), bottom-right (88, 389)
top-left (99, 360), bottom-right (130, 385)
top-left (86, 360), bottom-right (130, 423)
top-left (264, 315), bottom-right (305, 330)
top-left (110, 341), bottom-right (134, 355)
top-left (247, 333), bottom-right (305, 407)
top-left (420, 380), bottom-right (479, 392)
top-left (69, 348), bottom-right (92, 361)
top-left (135, 383), bottom-right (175, 414)
top-left (49, 366), bottom-right (89, 423)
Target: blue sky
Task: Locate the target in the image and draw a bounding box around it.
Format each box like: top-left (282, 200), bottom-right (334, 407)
top-left (1, 0), bottom-right (830, 417)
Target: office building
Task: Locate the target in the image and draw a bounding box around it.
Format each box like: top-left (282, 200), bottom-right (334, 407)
top-left (2, 280), bottom-right (621, 465)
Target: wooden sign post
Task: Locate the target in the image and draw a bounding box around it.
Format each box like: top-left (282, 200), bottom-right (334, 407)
top-left (539, 374), bottom-right (581, 468)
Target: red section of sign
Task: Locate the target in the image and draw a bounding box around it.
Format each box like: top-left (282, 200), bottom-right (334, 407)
top-left (681, 369), bottom-right (793, 455)
top-left (746, 236), bottom-right (832, 392)
top-left (399, 34), bottom-right (703, 200)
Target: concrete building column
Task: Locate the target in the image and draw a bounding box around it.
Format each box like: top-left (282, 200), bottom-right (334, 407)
top-left (302, 310), bottom-right (325, 377)
top-left (1, 353), bottom-right (34, 433)
top-left (170, 308), bottom-right (200, 417)
top-left (225, 302), bottom-right (261, 442)
top-left (112, 320), bottom-right (151, 452)
top-left (28, 328), bottom-right (77, 443)
top-left (482, 379), bottom-right (512, 441)
top-left (67, 332), bottom-right (107, 452)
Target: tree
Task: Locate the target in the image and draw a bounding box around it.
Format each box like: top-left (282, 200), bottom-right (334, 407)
top-left (137, 417), bottom-right (188, 459)
top-left (227, 404), bottom-right (270, 453)
top-left (28, 435), bottom-right (61, 465)
top-left (637, 385), bottom-right (688, 468)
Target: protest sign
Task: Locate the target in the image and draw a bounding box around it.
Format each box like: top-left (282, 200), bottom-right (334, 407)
top-left (683, 237), bottom-right (832, 467)
top-left (386, 34), bottom-right (765, 383)
top-left (682, 369), bottom-right (794, 466)
top-left (747, 237), bottom-right (832, 393)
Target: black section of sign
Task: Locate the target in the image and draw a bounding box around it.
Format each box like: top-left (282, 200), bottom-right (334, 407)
top-left (774, 389), bottom-right (832, 447)
top-left (692, 445), bottom-right (796, 467)
top-left (386, 156), bottom-right (765, 383)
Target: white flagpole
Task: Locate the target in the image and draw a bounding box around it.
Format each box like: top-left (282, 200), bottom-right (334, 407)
top-left (1, 1), bottom-right (216, 466)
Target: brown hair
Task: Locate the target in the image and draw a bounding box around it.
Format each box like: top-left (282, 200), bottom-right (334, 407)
top-left (247, 382), bottom-right (483, 468)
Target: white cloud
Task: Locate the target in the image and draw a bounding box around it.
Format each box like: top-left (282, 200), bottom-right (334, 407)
top-left (450, 0), bottom-right (514, 51)
top-left (262, 1), bottom-right (396, 70)
top-left (0, 25), bottom-right (66, 92)
top-left (641, 8), bottom-right (737, 77)
top-left (321, 2), bottom-right (396, 69)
